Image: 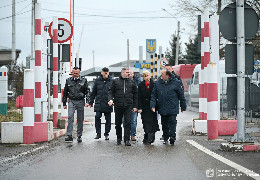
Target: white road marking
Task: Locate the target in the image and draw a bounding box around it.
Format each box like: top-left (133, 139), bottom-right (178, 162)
top-left (0, 145), bottom-right (48, 164)
top-left (186, 140), bottom-right (260, 180)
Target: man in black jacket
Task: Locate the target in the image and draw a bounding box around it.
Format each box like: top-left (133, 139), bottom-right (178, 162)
top-left (108, 67), bottom-right (138, 146)
top-left (88, 67), bottom-right (113, 140)
top-left (63, 67), bottom-right (89, 143)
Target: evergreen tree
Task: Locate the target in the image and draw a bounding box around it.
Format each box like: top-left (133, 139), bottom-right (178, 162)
top-left (183, 35), bottom-right (200, 64)
top-left (165, 34), bottom-right (182, 65)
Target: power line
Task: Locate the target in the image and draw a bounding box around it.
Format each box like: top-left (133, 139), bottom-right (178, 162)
top-left (0, 9), bottom-right (31, 21)
top-left (17, 3), bottom-right (31, 14)
top-left (0, 0), bottom-right (28, 9)
top-left (42, 8), bottom-right (178, 19)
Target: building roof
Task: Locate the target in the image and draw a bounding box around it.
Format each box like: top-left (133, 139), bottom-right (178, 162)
top-left (0, 48), bottom-right (21, 66)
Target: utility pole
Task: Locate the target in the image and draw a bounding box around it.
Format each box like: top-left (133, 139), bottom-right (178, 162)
top-left (31, 0), bottom-right (36, 69)
top-left (92, 50), bottom-right (95, 67)
top-left (175, 21), bottom-right (180, 65)
top-left (127, 39), bottom-right (130, 67)
top-left (12, 0), bottom-right (16, 65)
top-left (235, 0), bottom-right (246, 142)
top-left (162, 9), bottom-right (180, 65)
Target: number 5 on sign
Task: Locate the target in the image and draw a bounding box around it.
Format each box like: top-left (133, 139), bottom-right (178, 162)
top-left (48, 18), bottom-right (73, 43)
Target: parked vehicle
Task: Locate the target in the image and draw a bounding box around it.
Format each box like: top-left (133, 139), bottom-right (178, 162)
top-left (187, 60), bottom-right (236, 107)
top-left (171, 64), bottom-right (197, 98)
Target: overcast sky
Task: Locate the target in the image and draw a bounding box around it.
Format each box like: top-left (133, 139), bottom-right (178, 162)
top-left (0, 0), bottom-right (195, 71)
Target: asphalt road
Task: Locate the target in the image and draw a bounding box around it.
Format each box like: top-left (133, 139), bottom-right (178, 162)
top-left (0, 107), bottom-right (260, 180)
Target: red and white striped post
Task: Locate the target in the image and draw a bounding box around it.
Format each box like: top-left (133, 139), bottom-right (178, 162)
top-left (61, 73), bottom-right (69, 119)
top-left (23, 69), bottom-right (35, 144)
top-left (199, 14), bottom-right (205, 120)
top-left (53, 16), bottom-right (59, 127)
top-left (207, 14), bottom-right (220, 140)
top-left (203, 8), bottom-right (210, 120)
top-left (34, 3), bottom-right (42, 122)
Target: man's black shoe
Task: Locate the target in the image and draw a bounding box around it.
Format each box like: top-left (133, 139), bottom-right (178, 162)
top-left (143, 138), bottom-right (149, 144)
top-left (94, 134), bottom-right (101, 139)
top-left (117, 139), bottom-right (122, 145)
top-left (77, 136), bottom-right (82, 143)
top-left (125, 140), bottom-right (131, 146)
top-left (65, 135), bottom-right (73, 142)
top-left (170, 137), bottom-right (176, 145)
top-left (105, 135), bottom-right (109, 140)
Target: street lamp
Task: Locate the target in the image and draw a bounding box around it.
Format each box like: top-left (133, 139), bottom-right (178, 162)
top-left (162, 9), bottom-right (180, 66)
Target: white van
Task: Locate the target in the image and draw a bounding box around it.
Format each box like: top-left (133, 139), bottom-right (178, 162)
top-left (187, 60), bottom-right (236, 106)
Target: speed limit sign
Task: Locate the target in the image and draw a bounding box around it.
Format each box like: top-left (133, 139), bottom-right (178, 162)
top-left (48, 18), bottom-right (73, 43)
top-left (160, 58), bottom-right (169, 67)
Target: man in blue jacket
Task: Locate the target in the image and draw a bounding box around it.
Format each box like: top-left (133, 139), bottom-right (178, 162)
top-left (150, 69), bottom-right (186, 145)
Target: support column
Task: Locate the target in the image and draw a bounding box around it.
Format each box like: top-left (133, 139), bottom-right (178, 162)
top-left (154, 53), bottom-right (157, 79)
top-left (207, 14), bottom-right (220, 140)
top-left (52, 16), bottom-right (59, 128)
top-left (234, 0), bottom-right (246, 142)
top-left (23, 69), bottom-right (35, 144)
top-left (199, 14), bottom-right (205, 120)
top-left (150, 55), bottom-right (154, 79)
top-left (204, 8), bottom-right (210, 120)
top-left (139, 46), bottom-right (143, 74)
top-left (34, 3), bottom-right (42, 122)
top-left (0, 67), bottom-right (8, 115)
top-left (61, 73), bottom-right (69, 119)
top-left (207, 63), bottom-right (219, 139)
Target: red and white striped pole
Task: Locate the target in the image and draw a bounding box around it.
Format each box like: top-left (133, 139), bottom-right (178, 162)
top-left (203, 8), bottom-right (210, 120)
top-left (70, 0), bottom-right (75, 71)
top-left (61, 73), bottom-right (69, 119)
top-left (207, 14), bottom-right (220, 140)
top-left (53, 16), bottom-right (59, 127)
top-left (199, 14), bottom-right (205, 120)
top-left (23, 69), bottom-right (35, 144)
top-left (34, 3), bottom-right (42, 122)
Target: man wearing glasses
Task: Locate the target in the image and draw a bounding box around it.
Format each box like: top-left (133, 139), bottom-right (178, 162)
top-left (150, 69), bottom-right (186, 145)
top-left (63, 67), bottom-right (89, 143)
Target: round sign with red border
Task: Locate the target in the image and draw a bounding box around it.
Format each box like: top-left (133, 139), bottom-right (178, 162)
top-left (160, 58), bottom-right (169, 67)
top-left (48, 18), bottom-right (73, 43)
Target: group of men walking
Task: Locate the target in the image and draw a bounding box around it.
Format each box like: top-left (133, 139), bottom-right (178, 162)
top-left (62, 65), bottom-right (186, 146)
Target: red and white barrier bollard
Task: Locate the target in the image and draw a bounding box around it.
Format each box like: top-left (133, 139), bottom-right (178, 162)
top-left (34, 3), bottom-right (42, 122)
top-left (53, 16), bottom-right (59, 128)
top-left (203, 8), bottom-right (210, 120)
top-left (23, 69), bottom-right (35, 144)
top-left (207, 63), bottom-right (219, 139)
top-left (199, 15), bottom-right (204, 120)
top-left (207, 14), bottom-right (220, 140)
top-left (61, 73), bottom-right (69, 119)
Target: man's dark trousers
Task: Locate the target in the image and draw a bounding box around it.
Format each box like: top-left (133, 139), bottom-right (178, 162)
top-left (161, 114), bottom-right (177, 140)
top-left (95, 112), bottom-right (111, 136)
top-left (115, 106), bottom-right (132, 142)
